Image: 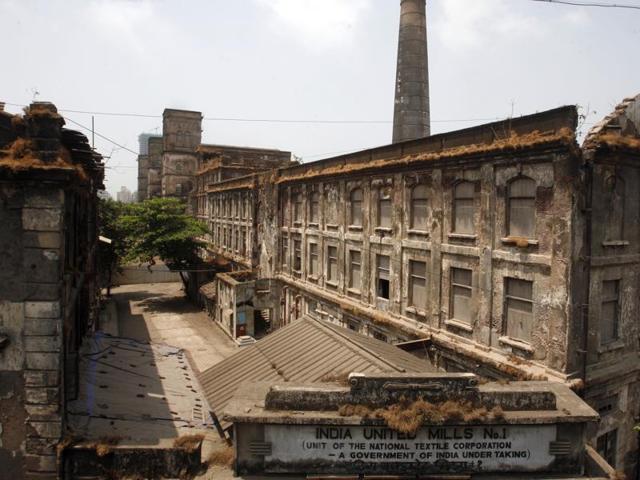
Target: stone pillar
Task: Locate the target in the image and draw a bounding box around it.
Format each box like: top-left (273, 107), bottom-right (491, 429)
top-left (392, 0), bottom-right (430, 143)
top-left (22, 189), bottom-right (65, 479)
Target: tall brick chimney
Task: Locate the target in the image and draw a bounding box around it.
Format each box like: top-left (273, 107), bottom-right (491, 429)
top-left (392, 0), bottom-right (430, 143)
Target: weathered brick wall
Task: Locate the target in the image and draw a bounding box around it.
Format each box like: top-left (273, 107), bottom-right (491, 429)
top-left (0, 185), bottom-right (65, 478)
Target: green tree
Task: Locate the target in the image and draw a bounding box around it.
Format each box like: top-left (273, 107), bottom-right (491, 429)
top-left (98, 198), bottom-right (130, 296)
top-left (119, 197), bottom-right (208, 287)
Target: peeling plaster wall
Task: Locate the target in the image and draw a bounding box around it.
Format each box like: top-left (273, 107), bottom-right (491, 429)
top-left (197, 104), bottom-right (640, 477)
top-left (583, 158), bottom-right (640, 474)
top-left (271, 150), bottom-right (577, 373)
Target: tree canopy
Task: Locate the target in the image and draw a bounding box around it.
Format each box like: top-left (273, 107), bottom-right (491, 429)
top-left (118, 197), bottom-right (208, 269)
top-left (97, 198), bottom-right (131, 294)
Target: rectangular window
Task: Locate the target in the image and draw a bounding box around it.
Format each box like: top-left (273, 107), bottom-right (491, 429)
top-left (508, 178), bottom-right (536, 238)
top-left (597, 430), bottom-right (617, 468)
top-left (450, 268), bottom-right (472, 324)
top-left (372, 330), bottom-right (388, 342)
top-left (350, 189), bottom-right (363, 227)
top-left (293, 193), bottom-right (303, 223)
top-left (327, 246), bottom-right (338, 284)
top-left (309, 243), bottom-right (319, 276)
top-left (596, 395), bottom-right (619, 418)
top-left (349, 250), bottom-right (362, 291)
top-left (240, 227), bottom-right (247, 256)
top-left (454, 182), bottom-right (475, 234)
top-left (281, 236), bottom-right (288, 268)
top-left (293, 239), bottom-right (302, 272)
top-left (505, 277), bottom-right (534, 342)
top-left (601, 280), bottom-right (620, 344)
top-left (409, 260), bottom-right (427, 311)
top-left (378, 193), bottom-right (392, 228)
top-left (376, 255), bottom-right (391, 300)
top-left (309, 191), bottom-right (320, 224)
top-left (281, 194), bottom-right (290, 226)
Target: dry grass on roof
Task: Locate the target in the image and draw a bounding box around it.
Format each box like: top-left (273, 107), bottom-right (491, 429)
top-left (0, 138), bottom-right (88, 180)
top-left (173, 433), bottom-right (204, 453)
top-left (24, 104), bottom-right (63, 119)
top-left (338, 398), bottom-right (505, 435)
top-left (277, 128), bottom-right (577, 184)
top-left (595, 133), bottom-right (640, 151)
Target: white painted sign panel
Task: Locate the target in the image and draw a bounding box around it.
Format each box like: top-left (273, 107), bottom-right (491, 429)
top-left (265, 424), bottom-right (557, 472)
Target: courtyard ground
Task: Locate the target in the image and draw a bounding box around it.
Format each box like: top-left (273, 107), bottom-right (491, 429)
top-left (68, 282), bottom-right (243, 478)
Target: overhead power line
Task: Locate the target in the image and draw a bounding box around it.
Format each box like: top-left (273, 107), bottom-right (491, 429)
top-left (62, 116), bottom-right (139, 157)
top-left (3, 101), bottom-right (499, 125)
top-left (528, 0), bottom-right (640, 10)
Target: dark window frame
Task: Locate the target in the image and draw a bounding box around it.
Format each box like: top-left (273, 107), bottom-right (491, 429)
top-left (450, 267), bottom-right (473, 324)
top-left (601, 279), bottom-right (620, 345)
top-left (410, 184), bottom-right (429, 231)
top-left (507, 176), bottom-right (537, 238)
top-left (453, 181), bottom-right (475, 234)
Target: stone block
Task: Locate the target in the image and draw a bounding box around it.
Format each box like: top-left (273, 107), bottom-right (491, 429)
top-left (25, 472), bottom-right (58, 480)
top-left (22, 208), bottom-right (62, 232)
top-left (24, 371), bottom-right (59, 387)
top-left (24, 336), bottom-right (61, 353)
top-left (25, 387), bottom-right (59, 405)
top-left (26, 352), bottom-right (59, 371)
top-left (24, 317), bottom-right (59, 336)
top-left (25, 404), bottom-right (60, 419)
top-left (25, 454), bottom-right (57, 473)
top-left (24, 190), bottom-right (63, 208)
top-left (23, 248), bottom-right (60, 283)
top-left (22, 282), bottom-right (61, 301)
top-left (27, 421), bottom-right (61, 439)
top-left (25, 437), bottom-right (57, 455)
top-left (24, 302), bottom-right (60, 319)
top-left (23, 232), bottom-right (61, 249)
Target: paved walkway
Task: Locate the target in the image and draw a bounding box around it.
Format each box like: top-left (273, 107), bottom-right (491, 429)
top-left (113, 282), bottom-right (237, 373)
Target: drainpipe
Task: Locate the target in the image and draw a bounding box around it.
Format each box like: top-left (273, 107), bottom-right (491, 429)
top-left (580, 158), bottom-right (593, 392)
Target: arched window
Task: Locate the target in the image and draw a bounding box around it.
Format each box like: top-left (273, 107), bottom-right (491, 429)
top-left (508, 177), bottom-right (536, 238)
top-left (309, 191), bottom-right (320, 224)
top-left (410, 184), bottom-right (428, 231)
top-left (349, 188), bottom-right (363, 226)
top-left (605, 176), bottom-right (624, 241)
top-left (453, 182), bottom-right (475, 234)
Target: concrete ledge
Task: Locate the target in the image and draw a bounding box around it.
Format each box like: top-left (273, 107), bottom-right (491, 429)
top-left (62, 440), bottom-right (203, 479)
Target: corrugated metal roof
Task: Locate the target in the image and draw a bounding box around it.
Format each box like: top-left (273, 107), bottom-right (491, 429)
top-left (197, 316), bottom-right (434, 429)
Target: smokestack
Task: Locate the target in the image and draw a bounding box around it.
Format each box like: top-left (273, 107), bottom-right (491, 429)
top-left (392, 0), bottom-right (430, 143)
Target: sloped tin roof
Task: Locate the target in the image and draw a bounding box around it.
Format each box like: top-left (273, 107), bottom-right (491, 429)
top-left (198, 316), bottom-right (434, 429)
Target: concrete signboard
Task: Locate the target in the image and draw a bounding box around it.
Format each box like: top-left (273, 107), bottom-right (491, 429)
top-left (227, 374), bottom-right (602, 477)
top-left (264, 424), bottom-right (557, 472)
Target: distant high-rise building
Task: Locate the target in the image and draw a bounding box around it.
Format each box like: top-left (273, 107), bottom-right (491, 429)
top-left (137, 133), bottom-right (162, 200)
top-left (116, 186), bottom-right (134, 203)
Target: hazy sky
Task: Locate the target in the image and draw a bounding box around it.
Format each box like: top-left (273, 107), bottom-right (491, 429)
top-left (1, 0), bottom-right (639, 195)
